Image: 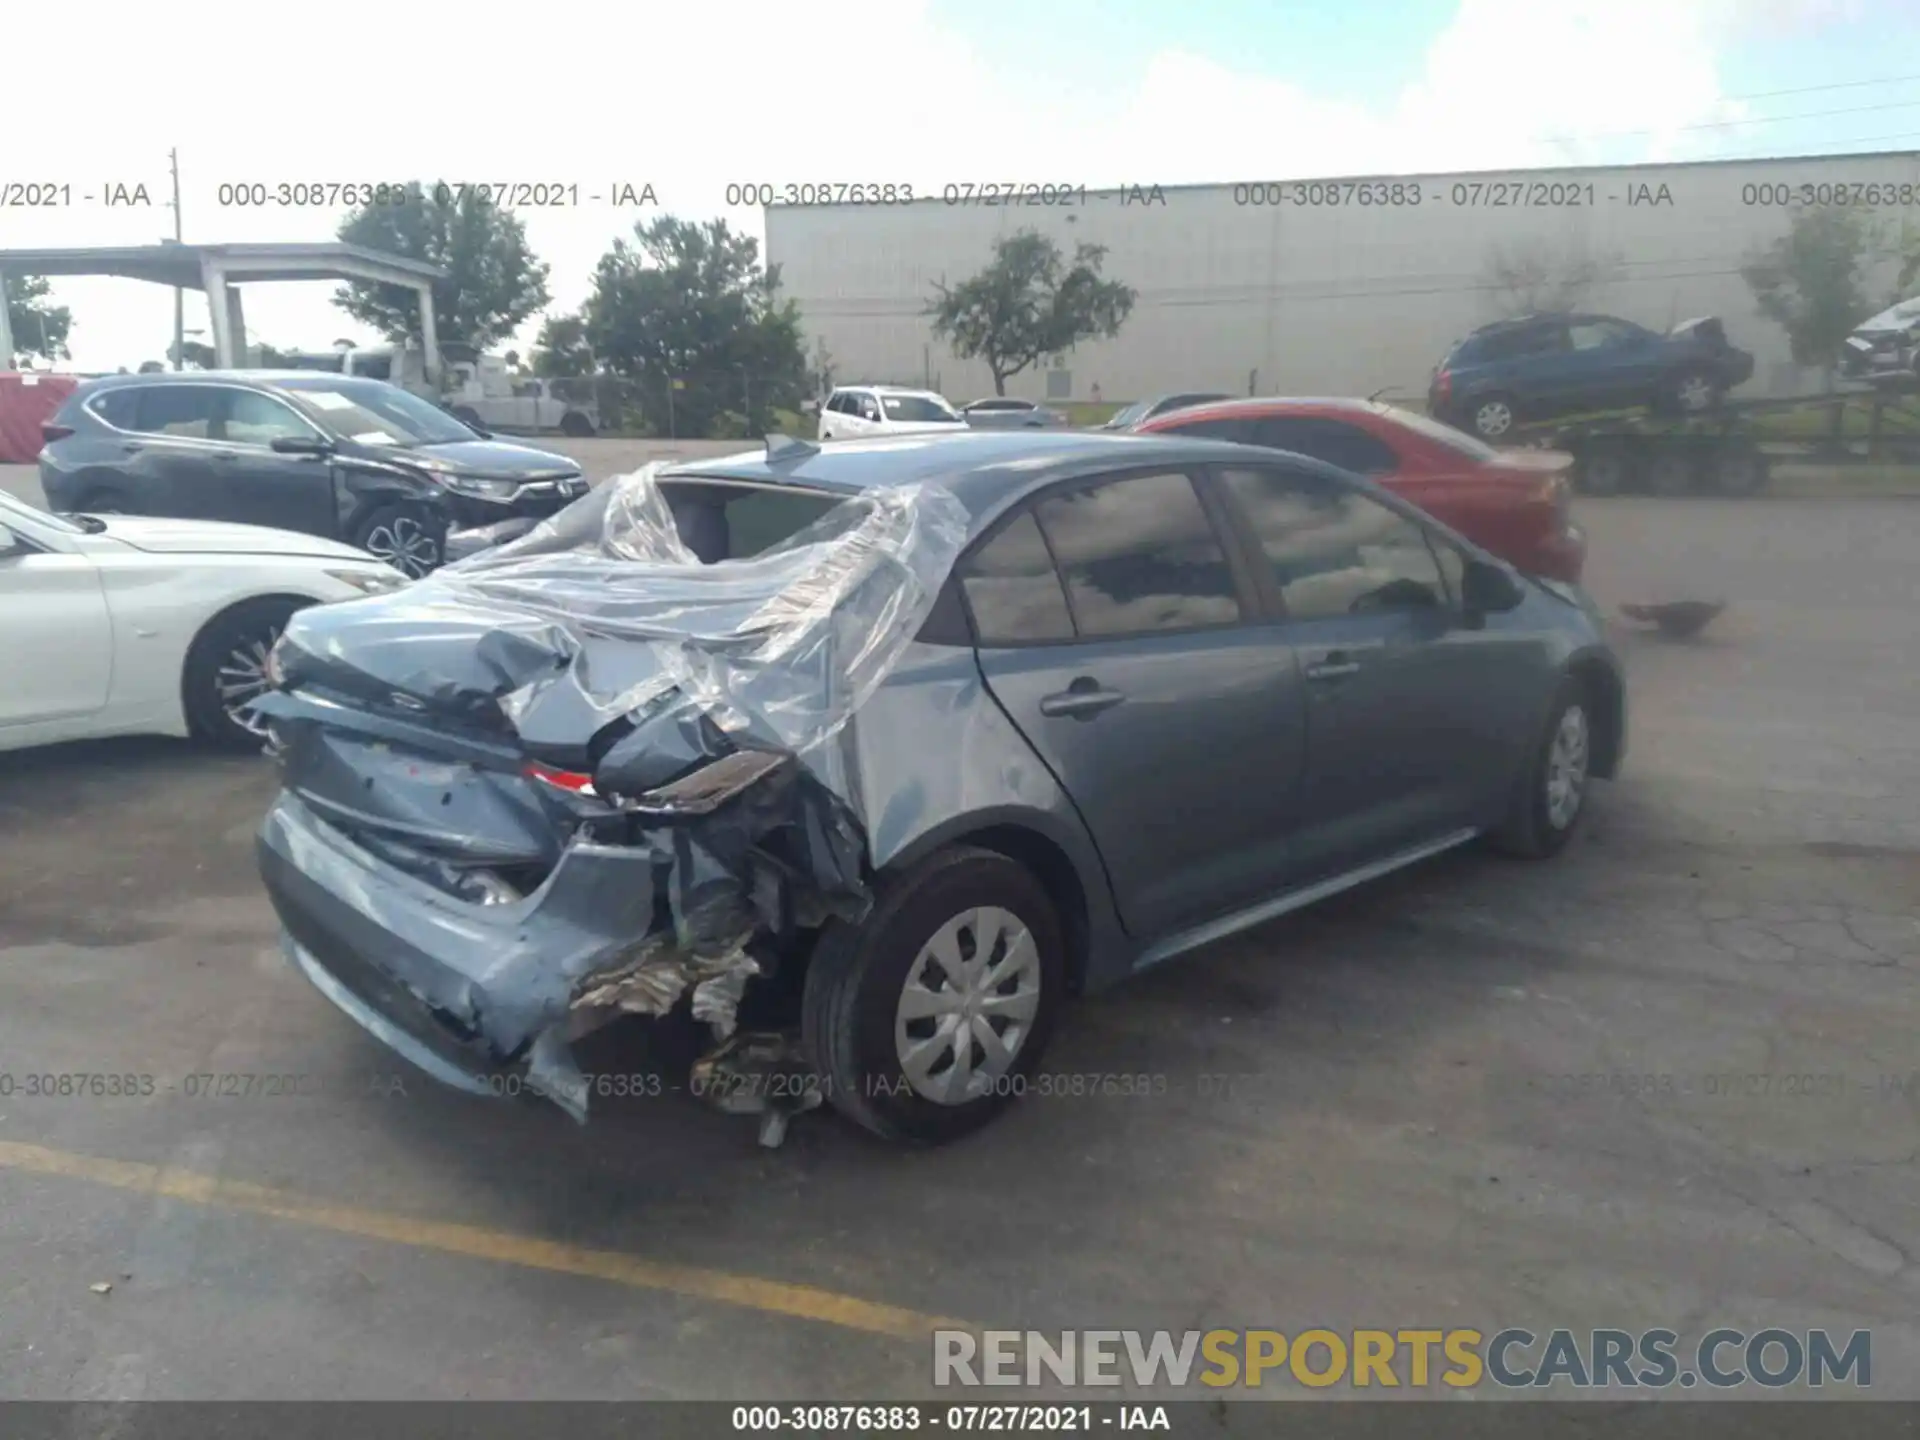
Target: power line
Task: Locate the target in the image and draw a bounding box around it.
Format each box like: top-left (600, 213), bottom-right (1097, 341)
top-left (1717, 72), bottom-right (1920, 102)
top-left (1538, 97), bottom-right (1920, 146)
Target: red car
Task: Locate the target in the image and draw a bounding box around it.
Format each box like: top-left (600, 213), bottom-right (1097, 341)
top-left (1134, 398), bottom-right (1585, 583)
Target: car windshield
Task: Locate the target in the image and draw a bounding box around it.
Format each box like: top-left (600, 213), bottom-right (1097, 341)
top-left (1107, 401), bottom-right (1149, 427)
top-left (881, 394), bottom-right (963, 423)
top-left (278, 379), bottom-right (477, 447)
top-left (1383, 406), bottom-right (1502, 461)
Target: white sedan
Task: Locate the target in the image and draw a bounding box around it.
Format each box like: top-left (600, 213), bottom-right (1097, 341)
top-left (0, 488), bottom-right (407, 754)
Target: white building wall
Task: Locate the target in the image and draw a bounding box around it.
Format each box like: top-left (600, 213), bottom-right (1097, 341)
top-left (766, 152), bottom-right (1920, 405)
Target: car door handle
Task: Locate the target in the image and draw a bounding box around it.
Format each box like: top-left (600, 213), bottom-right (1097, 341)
top-left (1039, 681), bottom-right (1126, 720)
top-left (1303, 652), bottom-right (1362, 682)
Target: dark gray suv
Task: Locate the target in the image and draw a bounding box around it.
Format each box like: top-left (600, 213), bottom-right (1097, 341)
top-left (38, 372), bottom-right (589, 576)
top-left (253, 431), bottom-right (1625, 1145)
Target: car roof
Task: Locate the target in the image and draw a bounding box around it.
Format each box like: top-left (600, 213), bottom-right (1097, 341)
top-left (75, 370), bottom-right (394, 392)
top-left (663, 430), bottom-right (1279, 524)
top-left (1141, 395), bottom-right (1393, 423)
top-left (833, 383), bottom-right (944, 397)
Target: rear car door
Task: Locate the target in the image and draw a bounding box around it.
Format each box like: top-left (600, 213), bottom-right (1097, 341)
top-left (206, 387), bottom-right (341, 537)
top-left (1213, 463), bottom-right (1507, 880)
top-left (0, 523), bottom-right (112, 725)
top-left (962, 467), bottom-right (1311, 941)
top-left (123, 383), bottom-right (227, 517)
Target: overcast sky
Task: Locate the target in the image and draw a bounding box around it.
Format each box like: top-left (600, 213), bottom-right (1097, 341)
top-left (5, 0), bottom-right (1918, 371)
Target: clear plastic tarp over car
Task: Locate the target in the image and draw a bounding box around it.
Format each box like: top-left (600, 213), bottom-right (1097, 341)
top-left (252, 463), bottom-right (969, 1123)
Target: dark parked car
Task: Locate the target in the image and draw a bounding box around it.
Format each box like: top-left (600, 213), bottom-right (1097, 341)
top-left (1429, 313), bottom-right (1755, 440)
top-left (254, 431), bottom-right (1625, 1145)
top-left (1100, 393), bottom-right (1233, 429)
top-left (960, 397), bottom-right (1069, 429)
top-left (38, 372), bottom-right (591, 577)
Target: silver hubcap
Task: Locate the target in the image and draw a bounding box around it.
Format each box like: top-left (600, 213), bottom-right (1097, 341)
top-left (216, 633), bottom-right (276, 737)
top-left (1677, 376), bottom-right (1713, 410)
top-left (894, 906), bottom-right (1043, 1106)
top-left (362, 516), bottom-right (441, 578)
top-left (1476, 400), bottom-right (1512, 437)
top-left (1545, 704), bottom-right (1589, 830)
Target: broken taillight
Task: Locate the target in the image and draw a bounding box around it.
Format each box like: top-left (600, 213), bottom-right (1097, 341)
top-left (525, 762), bottom-right (597, 796)
top-left (1432, 370), bottom-right (1451, 405)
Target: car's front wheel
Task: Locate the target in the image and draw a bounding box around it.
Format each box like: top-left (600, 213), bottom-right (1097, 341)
top-left (352, 504), bottom-right (446, 578)
top-left (182, 597), bottom-right (303, 752)
top-left (803, 845), bottom-right (1066, 1144)
top-left (1488, 676), bottom-right (1594, 859)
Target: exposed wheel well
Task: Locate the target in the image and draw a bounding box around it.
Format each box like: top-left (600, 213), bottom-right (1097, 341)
top-left (179, 593), bottom-right (316, 733)
top-left (1568, 657), bottom-right (1623, 779)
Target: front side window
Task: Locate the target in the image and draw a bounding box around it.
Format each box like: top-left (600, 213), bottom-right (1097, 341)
top-left (1033, 471), bottom-right (1244, 637)
top-left (856, 393), bottom-right (883, 422)
top-left (279, 380), bottom-right (476, 447)
top-left (1569, 319), bottom-right (1635, 351)
top-left (959, 510), bottom-right (1075, 644)
top-left (880, 394), bottom-right (962, 423)
top-left (1219, 467), bottom-right (1448, 620)
top-left (133, 385), bottom-right (220, 439)
top-left (222, 390), bottom-right (318, 445)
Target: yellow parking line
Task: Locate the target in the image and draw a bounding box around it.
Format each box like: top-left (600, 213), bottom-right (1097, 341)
top-left (0, 1138), bottom-right (970, 1340)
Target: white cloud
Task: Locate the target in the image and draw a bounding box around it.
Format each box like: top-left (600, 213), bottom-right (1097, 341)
top-left (3, 0), bottom-right (1747, 368)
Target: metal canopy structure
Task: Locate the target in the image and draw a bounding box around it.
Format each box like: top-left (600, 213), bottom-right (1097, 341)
top-left (0, 242), bottom-right (448, 381)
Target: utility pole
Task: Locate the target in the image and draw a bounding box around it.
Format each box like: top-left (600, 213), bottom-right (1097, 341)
top-left (169, 148), bottom-right (184, 370)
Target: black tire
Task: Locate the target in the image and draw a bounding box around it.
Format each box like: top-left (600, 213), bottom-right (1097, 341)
top-left (1644, 446), bottom-right (1699, 497)
top-left (1487, 674), bottom-right (1595, 860)
top-left (182, 597), bottom-right (304, 753)
top-left (451, 406), bottom-right (482, 429)
top-left (350, 502), bottom-right (446, 578)
top-left (1708, 443), bottom-right (1769, 496)
top-left (1467, 393), bottom-right (1520, 441)
top-left (802, 845), bottom-right (1067, 1144)
top-left (559, 410), bottom-right (596, 437)
top-left (1573, 442), bottom-right (1632, 496)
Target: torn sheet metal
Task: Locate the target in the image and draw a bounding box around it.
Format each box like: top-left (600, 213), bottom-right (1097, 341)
top-left (254, 464), bottom-right (969, 1121)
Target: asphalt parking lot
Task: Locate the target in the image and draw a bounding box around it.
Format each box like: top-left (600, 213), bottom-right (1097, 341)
top-left (2, 443), bottom-right (1917, 1401)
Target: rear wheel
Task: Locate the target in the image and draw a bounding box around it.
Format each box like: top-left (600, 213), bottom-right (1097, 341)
top-left (1665, 368), bottom-right (1721, 414)
top-left (1645, 446), bottom-right (1699, 497)
top-left (1573, 441), bottom-right (1632, 496)
top-left (182, 597), bottom-right (304, 752)
top-left (451, 406), bottom-right (482, 429)
top-left (351, 503), bottom-right (446, 578)
top-left (76, 487), bottom-right (135, 515)
top-left (559, 410), bottom-right (596, 437)
top-left (1468, 393), bottom-right (1518, 440)
top-left (802, 846), bottom-right (1066, 1144)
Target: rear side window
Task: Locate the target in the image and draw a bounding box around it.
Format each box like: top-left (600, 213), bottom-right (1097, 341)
top-left (1158, 416), bottom-right (1251, 442)
top-left (86, 388), bottom-right (141, 430)
top-left (132, 385), bottom-right (220, 439)
top-left (959, 511), bottom-right (1075, 643)
top-left (1473, 324), bottom-right (1564, 361)
top-left (1034, 471), bottom-right (1244, 637)
top-left (1249, 417), bottom-right (1398, 475)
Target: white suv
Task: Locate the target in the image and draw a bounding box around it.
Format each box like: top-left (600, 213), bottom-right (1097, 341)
top-left (817, 385), bottom-right (968, 441)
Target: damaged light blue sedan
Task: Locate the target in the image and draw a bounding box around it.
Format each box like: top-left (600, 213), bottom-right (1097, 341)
top-left (253, 430), bottom-right (1625, 1145)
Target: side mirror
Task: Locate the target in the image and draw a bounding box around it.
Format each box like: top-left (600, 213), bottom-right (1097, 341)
top-left (1461, 558), bottom-right (1525, 614)
top-left (271, 435), bottom-right (333, 456)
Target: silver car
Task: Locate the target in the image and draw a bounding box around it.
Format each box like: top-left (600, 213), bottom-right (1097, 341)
top-left (254, 431), bottom-right (1625, 1146)
top-left (961, 397), bottom-right (1070, 429)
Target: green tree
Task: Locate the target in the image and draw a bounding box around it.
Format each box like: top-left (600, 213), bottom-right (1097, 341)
top-left (334, 185), bottom-right (551, 351)
top-left (582, 216), bottom-right (806, 436)
top-left (1742, 208), bottom-right (1878, 374)
top-left (928, 230), bottom-right (1135, 395)
top-left (5, 274), bottom-right (72, 362)
top-left (530, 312), bottom-right (595, 377)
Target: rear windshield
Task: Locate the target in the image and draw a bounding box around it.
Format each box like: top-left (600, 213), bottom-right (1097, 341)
top-left (656, 480), bottom-right (845, 563)
top-left (1381, 406), bottom-right (1500, 462)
